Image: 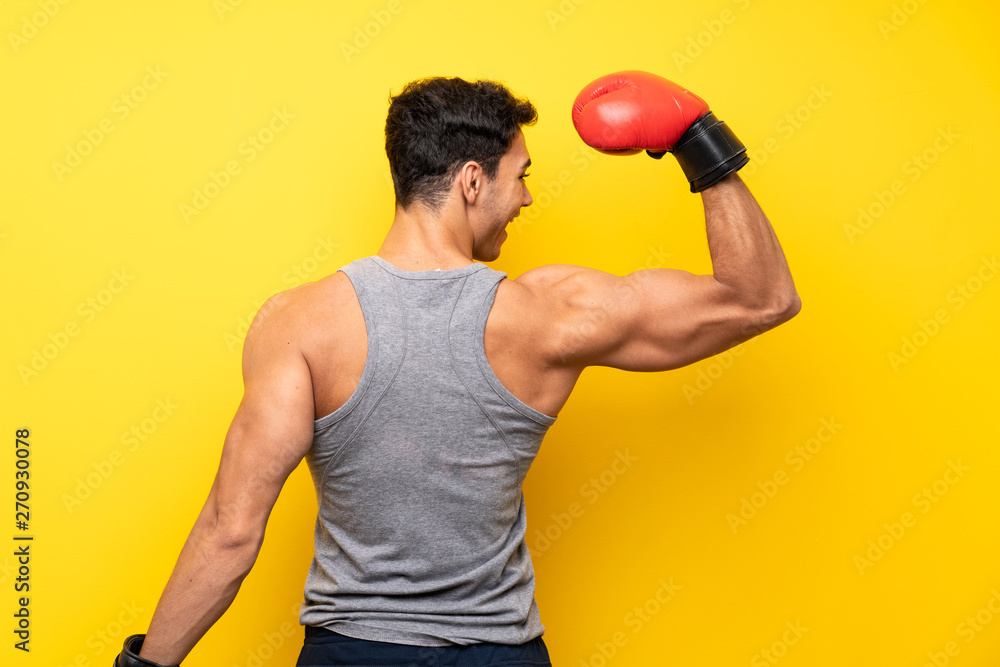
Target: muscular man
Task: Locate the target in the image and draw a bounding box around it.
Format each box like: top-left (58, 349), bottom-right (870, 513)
top-left (115, 72), bottom-right (800, 667)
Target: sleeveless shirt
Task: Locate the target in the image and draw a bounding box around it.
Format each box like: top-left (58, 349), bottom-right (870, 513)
top-left (298, 255), bottom-right (558, 646)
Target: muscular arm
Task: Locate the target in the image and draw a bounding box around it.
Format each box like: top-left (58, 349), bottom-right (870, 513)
top-left (699, 172), bottom-right (799, 316)
top-left (136, 294), bottom-right (315, 665)
top-left (534, 171), bottom-right (800, 372)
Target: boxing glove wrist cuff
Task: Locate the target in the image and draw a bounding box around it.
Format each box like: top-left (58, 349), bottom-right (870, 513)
top-left (113, 635), bottom-right (180, 667)
top-left (670, 111), bottom-right (749, 193)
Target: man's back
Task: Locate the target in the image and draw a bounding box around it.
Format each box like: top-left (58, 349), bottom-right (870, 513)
top-left (287, 254), bottom-right (571, 646)
top-left (287, 257), bottom-right (585, 423)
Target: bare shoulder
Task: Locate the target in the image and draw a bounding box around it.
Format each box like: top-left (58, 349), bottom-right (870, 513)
top-left (508, 263), bottom-right (593, 289)
top-left (505, 263), bottom-right (616, 309)
top-left (500, 263), bottom-right (583, 323)
top-left (244, 272), bottom-right (353, 353)
top-left (500, 263), bottom-right (622, 367)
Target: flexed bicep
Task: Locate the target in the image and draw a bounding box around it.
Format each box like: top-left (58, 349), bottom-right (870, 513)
top-left (544, 265), bottom-right (766, 373)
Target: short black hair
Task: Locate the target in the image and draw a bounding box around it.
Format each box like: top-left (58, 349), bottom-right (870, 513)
top-left (385, 76), bottom-right (538, 213)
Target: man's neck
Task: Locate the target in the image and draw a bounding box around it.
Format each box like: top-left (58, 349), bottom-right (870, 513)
top-left (376, 204), bottom-right (475, 271)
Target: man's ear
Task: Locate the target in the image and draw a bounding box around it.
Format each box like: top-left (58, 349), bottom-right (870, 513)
top-left (457, 160), bottom-right (482, 205)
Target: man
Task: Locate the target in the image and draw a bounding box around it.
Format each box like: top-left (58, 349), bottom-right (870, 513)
top-left (115, 72), bottom-right (800, 666)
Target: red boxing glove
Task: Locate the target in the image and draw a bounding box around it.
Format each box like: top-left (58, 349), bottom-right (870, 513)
top-left (572, 70), bottom-right (709, 154)
top-left (572, 70), bottom-right (748, 192)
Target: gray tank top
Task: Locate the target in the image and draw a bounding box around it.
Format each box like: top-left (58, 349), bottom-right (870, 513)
top-left (299, 254), bottom-right (558, 646)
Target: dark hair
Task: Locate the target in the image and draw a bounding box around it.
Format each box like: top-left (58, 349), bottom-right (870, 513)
top-left (385, 76), bottom-right (538, 212)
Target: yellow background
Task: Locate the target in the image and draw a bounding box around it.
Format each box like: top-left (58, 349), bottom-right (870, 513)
top-left (3, 0), bottom-right (998, 665)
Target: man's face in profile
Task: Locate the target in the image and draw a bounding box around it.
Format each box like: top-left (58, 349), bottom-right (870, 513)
top-left (474, 130), bottom-right (533, 262)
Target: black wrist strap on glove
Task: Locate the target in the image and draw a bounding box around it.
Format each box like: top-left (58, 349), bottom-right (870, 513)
top-left (646, 111), bottom-right (749, 193)
top-left (113, 635), bottom-right (180, 667)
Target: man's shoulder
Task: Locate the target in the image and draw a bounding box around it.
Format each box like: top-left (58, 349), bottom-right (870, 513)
top-left (507, 262), bottom-right (585, 286)
top-left (502, 262), bottom-right (598, 306)
top-left (245, 271), bottom-right (351, 343)
top-left (494, 263), bottom-right (596, 353)
top-left (498, 262), bottom-right (637, 368)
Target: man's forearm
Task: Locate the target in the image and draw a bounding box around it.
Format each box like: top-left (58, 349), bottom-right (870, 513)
top-left (137, 516), bottom-right (261, 665)
top-left (700, 172), bottom-right (800, 317)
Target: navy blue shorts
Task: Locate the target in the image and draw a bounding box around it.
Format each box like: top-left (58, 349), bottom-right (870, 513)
top-left (295, 625), bottom-right (553, 667)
